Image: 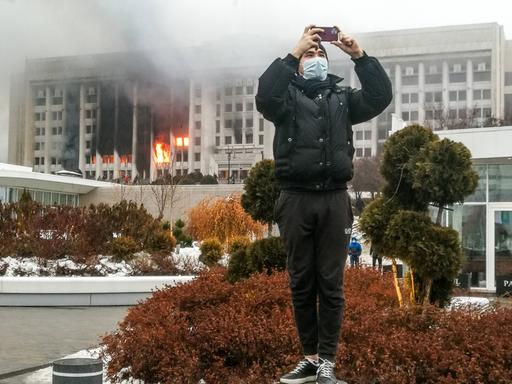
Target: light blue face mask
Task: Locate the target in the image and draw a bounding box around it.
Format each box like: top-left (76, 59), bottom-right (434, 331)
top-left (302, 56), bottom-right (328, 81)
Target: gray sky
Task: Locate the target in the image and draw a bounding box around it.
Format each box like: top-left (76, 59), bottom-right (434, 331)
top-left (1, 0), bottom-right (511, 163)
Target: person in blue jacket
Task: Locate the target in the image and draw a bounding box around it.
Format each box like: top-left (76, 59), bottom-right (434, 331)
top-left (348, 237), bottom-right (362, 267)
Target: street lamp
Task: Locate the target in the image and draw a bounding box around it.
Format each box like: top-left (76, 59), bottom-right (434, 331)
top-left (226, 146), bottom-right (233, 184)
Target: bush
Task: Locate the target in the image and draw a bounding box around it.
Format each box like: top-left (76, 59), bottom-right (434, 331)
top-left (199, 238), bottom-right (223, 267)
top-left (227, 248), bottom-right (252, 283)
top-left (172, 219), bottom-right (193, 247)
top-left (186, 195), bottom-right (264, 243)
top-left (227, 235), bottom-right (251, 255)
top-left (146, 229), bottom-right (177, 252)
top-left (101, 268), bottom-right (512, 383)
top-left (247, 236), bottom-right (287, 275)
top-left (109, 236), bottom-right (139, 262)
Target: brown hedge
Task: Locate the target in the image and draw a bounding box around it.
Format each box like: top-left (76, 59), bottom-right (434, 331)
top-left (101, 268), bottom-right (512, 384)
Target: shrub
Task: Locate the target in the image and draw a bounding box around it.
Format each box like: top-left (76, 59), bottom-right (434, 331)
top-left (109, 236), bottom-right (139, 262)
top-left (146, 229), bottom-right (177, 252)
top-left (227, 235), bottom-right (251, 255)
top-left (227, 248), bottom-right (252, 283)
top-left (101, 268), bottom-right (512, 383)
top-left (199, 238), bottom-right (223, 267)
top-left (186, 195), bottom-right (265, 243)
top-left (247, 236), bottom-right (287, 275)
top-left (172, 219), bottom-right (193, 247)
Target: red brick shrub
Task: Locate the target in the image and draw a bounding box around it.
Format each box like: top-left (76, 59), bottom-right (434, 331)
top-left (101, 267), bottom-right (512, 383)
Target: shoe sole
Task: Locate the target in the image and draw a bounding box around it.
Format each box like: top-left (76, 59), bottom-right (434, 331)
top-left (279, 375), bottom-right (317, 384)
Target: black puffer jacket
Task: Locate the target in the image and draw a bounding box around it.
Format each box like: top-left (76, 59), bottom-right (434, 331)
top-left (256, 52), bottom-right (392, 191)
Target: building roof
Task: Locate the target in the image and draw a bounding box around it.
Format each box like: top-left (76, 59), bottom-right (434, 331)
top-left (0, 163), bottom-right (114, 194)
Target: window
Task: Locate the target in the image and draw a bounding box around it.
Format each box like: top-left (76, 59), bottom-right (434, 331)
top-left (225, 103), bottom-right (232, 112)
top-left (246, 118), bottom-right (253, 128)
top-left (259, 118), bottom-right (264, 132)
top-left (34, 157), bottom-right (40, 165)
top-left (194, 153), bottom-right (201, 162)
top-left (452, 64), bottom-right (462, 73)
top-left (52, 142), bottom-right (57, 150)
top-left (402, 111), bottom-right (410, 121)
top-left (215, 136), bottom-right (220, 146)
top-left (86, 140), bottom-right (91, 149)
top-left (35, 127), bottom-right (41, 136)
top-left (246, 133), bottom-right (253, 144)
top-left (483, 108), bottom-right (492, 118)
top-left (434, 92), bottom-right (442, 102)
top-left (425, 92), bottom-right (433, 103)
top-left (86, 155), bottom-right (91, 164)
top-left (34, 142), bottom-right (40, 150)
top-left (236, 86), bottom-right (243, 95)
top-left (51, 157), bottom-right (57, 165)
top-left (195, 121), bottom-right (201, 130)
top-left (224, 86), bottom-right (232, 96)
top-left (426, 110), bottom-right (434, 120)
top-left (225, 119), bottom-right (233, 128)
top-left (402, 93), bottom-right (410, 103)
top-left (236, 103), bottom-right (243, 112)
top-left (356, 148), bottom-right (363, 157)
top-left (410, 111), bottom-right (418, 121)
top-left (195, 105), bottom-right (201, 114)
top-left (405, 66), bottom-right (415, 76)
top-left (194, 137), bottom-right (201, 146)
top-left (246, 102), bottom-right (254, 111)
top-left (234, 119), bottom-right (243, 129)
top-left (449, 109), bottom-right (457, 119)
top-left (364, 148), bottom-right (372, 157)
top-left (86, 125), bottom-right (92, 134)
top-left (458, 109), bottom-right (467, 119)
top-left (52, 127), bottom-right (57, 135)
top-left (246, 85), bottom-right (254, 94)
top-left (483, 89), bottom-right (491, 99)
top-left (410, 93), bottom-right (418, 103)
top-left (216, 120), bottom-right (220, 133)
top-left (477, 62), bottom-right (487, 72)
top-left (52, 111), bottom-right (63, 121)
top-left (473, 89), bottom-right (482, 100)
top-left (259, 135), bottom-right (264, 145)
top-left (364, 130), bottom-right (372, 140)
top-left (458, 90), bottom-right (466, 101)
top-left (225, 136), bottom-right (232, 145)
top-left (216, 104), bottom-right (221, 116)
top-left (355, 131), bottom-right (363, 140)
top-left (449, 91), bottom-right (457, 101)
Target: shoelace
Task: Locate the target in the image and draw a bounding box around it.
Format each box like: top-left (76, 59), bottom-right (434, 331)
top-left (318, 360), bottom-right (335, 377)
top-left (291, 360), bottom-right (310, 374)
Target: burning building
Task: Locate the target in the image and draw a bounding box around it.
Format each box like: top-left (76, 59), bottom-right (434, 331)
top-left (8, 52), bottom-right (189, 181)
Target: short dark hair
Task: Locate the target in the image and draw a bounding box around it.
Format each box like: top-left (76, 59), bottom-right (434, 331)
top-left (301, 42), bottom-right (328, 61)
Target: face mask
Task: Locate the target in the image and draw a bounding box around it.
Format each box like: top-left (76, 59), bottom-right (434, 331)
top-left (302, 56), bottom-right (328, 81)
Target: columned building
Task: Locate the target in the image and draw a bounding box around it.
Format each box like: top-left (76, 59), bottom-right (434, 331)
top-left (8, 23), bottom-right (512, 183)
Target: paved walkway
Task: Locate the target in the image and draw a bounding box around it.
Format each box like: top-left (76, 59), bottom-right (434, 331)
top-left (0, 306), bottom-right (131, 381)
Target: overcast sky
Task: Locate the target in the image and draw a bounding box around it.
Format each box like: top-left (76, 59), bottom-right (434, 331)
top-left (1, 0), bottom-right (511, 163)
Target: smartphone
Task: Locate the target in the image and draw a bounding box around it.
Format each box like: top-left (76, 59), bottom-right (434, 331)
top-left (317, 26), bottom-right (339, 42)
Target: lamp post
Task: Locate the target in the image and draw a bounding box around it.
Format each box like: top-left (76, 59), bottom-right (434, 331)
top-left (226, 146), bottom-right (233, 184)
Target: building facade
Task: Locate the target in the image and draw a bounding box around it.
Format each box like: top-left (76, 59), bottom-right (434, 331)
top-left (8, 23), bottom-right (512, 183)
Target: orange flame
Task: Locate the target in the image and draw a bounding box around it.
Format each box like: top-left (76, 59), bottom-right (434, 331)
top-left (154, 142), bottom-right (171, 164)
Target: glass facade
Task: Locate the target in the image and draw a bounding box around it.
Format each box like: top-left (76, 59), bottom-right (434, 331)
top-left (5, 187), bottom-right (79, 207)
top-left (451, 164), bottom-right (512, 290)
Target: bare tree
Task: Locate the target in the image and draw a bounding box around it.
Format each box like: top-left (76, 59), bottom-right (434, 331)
top-left (149, 152), bottom-right (183, 221)
top-left (423, 102), bottom-right (488, 131)
top-left (350, 156), bottom-right (385, 200)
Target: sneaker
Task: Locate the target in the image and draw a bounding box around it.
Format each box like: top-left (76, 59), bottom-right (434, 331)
top-left (280, 358), bottom-right (318, 384)
top-left (316, 358), bottom-right (337, 384)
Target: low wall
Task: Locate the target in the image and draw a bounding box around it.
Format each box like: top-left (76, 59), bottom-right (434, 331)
top-left (0, 276), bottom-right (195, 306)
top-left (81, 184), bottom-right (244, 221)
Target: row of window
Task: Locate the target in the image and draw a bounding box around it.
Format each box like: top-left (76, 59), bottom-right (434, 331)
top-left (223, 85), bottom-right (254, 97)
top-left (34, 156), bottom-right (61, 165)
top-left (403, 89), bottom-right (491, 104)
top-left (34, 110), bottom-right (98, 121)
top-left (215, 118), bottom-right (264, 132)
top-left (399, 62), bottom-right (488, 77)
top-left (215, 134), bottom-right (264, 146)
top-left (218, 101), bottom-right (254, 114)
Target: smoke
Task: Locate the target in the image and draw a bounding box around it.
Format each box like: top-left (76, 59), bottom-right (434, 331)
top-left (0, 0), bottom-right (510, 163)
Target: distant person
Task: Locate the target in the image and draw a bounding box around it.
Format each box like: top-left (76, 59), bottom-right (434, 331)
top-left (348, 237), bottom-right (362, 267)
top-left (370, 244), bottom-right (383, 271)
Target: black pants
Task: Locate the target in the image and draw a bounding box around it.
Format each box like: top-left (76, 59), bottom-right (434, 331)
top-left (275, 189), bottom-right (353, 362)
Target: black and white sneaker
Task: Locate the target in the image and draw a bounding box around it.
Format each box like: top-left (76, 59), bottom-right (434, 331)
top-left (316, 358), bottom-right (337, 384)
top-left (279, 358), bottom-right (318, 384)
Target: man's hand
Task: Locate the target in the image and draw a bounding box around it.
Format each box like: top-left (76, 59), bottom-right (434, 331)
top-left (330, 26), bottom-right (364, 59)
top-left (291, 25), bottom-right (324, 60)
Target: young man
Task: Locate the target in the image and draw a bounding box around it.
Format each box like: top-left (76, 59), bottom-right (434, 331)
top-left (256, 25), bottom-right (392, 384)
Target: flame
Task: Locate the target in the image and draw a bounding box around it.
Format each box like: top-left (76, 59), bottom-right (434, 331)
top-left (154, 142), bottom-right (171, 164)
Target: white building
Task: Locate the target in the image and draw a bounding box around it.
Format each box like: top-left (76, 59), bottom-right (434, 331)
top-left (7, 23), bottom-right (512, 183)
